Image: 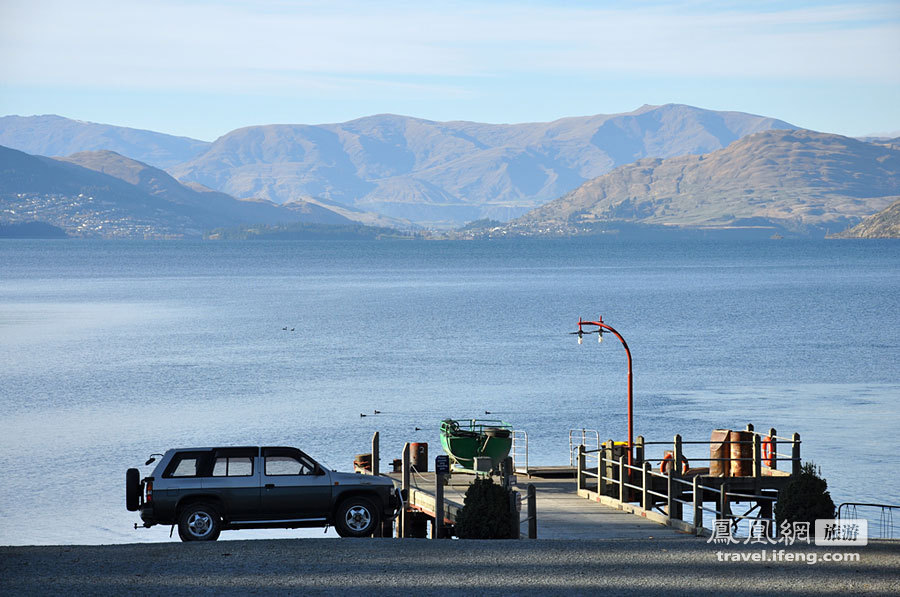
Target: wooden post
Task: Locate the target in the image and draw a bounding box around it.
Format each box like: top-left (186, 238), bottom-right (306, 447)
top-left (672, 434), bottom-right (684, 520)
top-left (635, 435), bottom-right (645, 466)
top-left (577, 444), bottom-right (586, 491)
top-left (642, 461), bottom-right (651, 511)
top-left (598, 444), bottom-right (607, 496)
top-left (618, 456), bottom-right (625, 503)
top-left (527, 484), bottom-right (537, 539)
top-left (509, 491), bottom-right (519, 539)
top-left (606, 439), bottom-right (614, 484)
top-left (400, 443), bottom-right (410, 538)
top-left (760, 496), bottom-right (773, 533)
top-left (752, 434), bottom-right (762, 480)
top-left (769, 428), bottom-right (778, 471)
top-left (673, 434), bottom-right (684, 478)
top-left (371, 431), bottom-right (379, 476)
top-left (666, 468), bottom-right (674, 523)
top-left (433, 467), bottom-right (444, 539)
top-left (692, 475), bottom-right (702, 534)
top-left (719, 483), bottom-right (730, 522)
top-left (792, 433), bottom-right (801, 476)
top-left (501, 457), bottom-right (513, 490)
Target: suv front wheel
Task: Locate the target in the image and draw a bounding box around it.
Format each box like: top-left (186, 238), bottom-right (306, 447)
top-left (335, 497), bottom-right (380, 538)
top-left (178, 503), bottom-right (222, 542)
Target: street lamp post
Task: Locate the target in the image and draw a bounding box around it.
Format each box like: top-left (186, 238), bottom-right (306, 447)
top-left (572, 316), bottom-right (634, 465)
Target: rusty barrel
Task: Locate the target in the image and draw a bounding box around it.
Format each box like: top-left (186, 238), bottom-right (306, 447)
top-left (729, 430), bottom-right (753, 476)
top-left (410, 442), bottom-right (428, 472)
top-left (709, 429), bottom-right (731, 477)
top-left (354, 453), bottom-right (372, 473)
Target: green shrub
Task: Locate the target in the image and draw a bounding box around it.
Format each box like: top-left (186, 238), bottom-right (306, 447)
top-left (775, 461), bottom-right (836, 536)
top-left (454, 478), bottom-right (516, 539)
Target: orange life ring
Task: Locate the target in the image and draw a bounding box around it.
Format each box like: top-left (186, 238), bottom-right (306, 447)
top-left (762, 437), bottom-right (774, 467)
top-left (660, 452), bottom-right (690, 474)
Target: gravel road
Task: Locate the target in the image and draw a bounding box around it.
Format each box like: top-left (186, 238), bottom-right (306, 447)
top-left (2, 537), bottom-right (898, 596)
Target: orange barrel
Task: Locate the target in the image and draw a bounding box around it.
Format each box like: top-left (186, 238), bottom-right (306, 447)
top-left (729, 431), bottom-right (753, 477)
top-left (354, 453), bottom-right (372, 473)
top-left (410, 442), bottom-right (428, 472)
top-left (709, 429), bottom-right (731, 477)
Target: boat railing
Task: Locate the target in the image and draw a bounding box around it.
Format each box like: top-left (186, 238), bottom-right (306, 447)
top-left (453, 418), bottom-right (514, 433)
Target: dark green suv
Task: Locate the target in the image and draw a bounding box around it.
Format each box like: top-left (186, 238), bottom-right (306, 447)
top-left (126, 446), bottom-right (399, 541)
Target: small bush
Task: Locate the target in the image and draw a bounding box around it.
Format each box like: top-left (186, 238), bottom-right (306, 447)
top-left (775, 461), bottom-right (835, 536)
top-left (454, 478), bottom-right (516, 539)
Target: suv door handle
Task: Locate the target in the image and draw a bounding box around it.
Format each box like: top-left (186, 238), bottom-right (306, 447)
top-left (265, 483), bottom-right (275, 489)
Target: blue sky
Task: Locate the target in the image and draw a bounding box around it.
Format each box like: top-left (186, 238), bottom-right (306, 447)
top-left (1, 0), bottom-right (898, 140)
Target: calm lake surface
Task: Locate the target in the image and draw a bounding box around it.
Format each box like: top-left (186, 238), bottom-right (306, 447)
top-left (1, 239), bottom-right (898, 544)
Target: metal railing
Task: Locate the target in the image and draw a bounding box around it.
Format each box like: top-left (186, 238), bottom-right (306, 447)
top-left (511, 429), bottom-right (529, 472)
top-left (838, 502), bottom-right (900, 540)
top-left (576, 424), bottom-right (797, 536)
top-left (569, 428), bottom-right (600, 467)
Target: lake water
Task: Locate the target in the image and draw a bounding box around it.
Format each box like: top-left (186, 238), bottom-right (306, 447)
top-left (1, 239), bottom-right (898, 545)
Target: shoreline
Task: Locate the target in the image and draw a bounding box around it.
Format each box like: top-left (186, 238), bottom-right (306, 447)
top-left (3, 537), bottom-right (898, 596)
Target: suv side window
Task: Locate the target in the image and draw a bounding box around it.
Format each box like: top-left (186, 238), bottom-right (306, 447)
top-left (163, 451), bottom-right (211, 478)
top-left (263, 448), bottom-right (317, 476)
top-left (211, 448), bottom-right (256, 477)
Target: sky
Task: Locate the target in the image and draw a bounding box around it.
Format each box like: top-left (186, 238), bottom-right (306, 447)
top-left (1, 0), bottom-right (899, 141)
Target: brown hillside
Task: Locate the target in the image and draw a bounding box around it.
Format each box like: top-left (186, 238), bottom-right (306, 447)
top-left (513, 129), bottom-right (900, 235)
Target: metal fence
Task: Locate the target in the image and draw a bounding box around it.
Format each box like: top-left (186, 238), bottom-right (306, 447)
top-left (838, 502), bottom-right (900, 540)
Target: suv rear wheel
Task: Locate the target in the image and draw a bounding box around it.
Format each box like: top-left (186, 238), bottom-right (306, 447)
top-left (178, 503), bottom-right (221, 542)
top-left (335, 496), bottom-right (380, 538)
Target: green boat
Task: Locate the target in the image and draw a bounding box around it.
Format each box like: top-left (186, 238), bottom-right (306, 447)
top-left (439, 418), bottom-right (513, 471)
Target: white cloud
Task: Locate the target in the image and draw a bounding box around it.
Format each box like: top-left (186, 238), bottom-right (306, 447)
top-left (1, 0), bottom-right (899, 93)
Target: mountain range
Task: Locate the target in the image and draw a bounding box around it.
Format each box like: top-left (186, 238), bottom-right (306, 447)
top-left (2, 105), bottom-right (798, 228)
top-left (0, 114), bottom-right (210, 169)
top-left (511, 130), bottom-right (900, 236)
top-left (170, 104), bottom-right (798, 227)
top-left (2, 105), bottom-right (898, 237)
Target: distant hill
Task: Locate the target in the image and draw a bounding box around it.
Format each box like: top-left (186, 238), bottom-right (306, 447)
top-left (832, 199), bottom-right (900, 238)
top-left (59, 150), bottom-right (351, 228)
top-left (0, 115), bottom-right (210, 169)
top-left (511, 129), bottom-right (900, 237)
top-left (170, 104), bottom-right (799, 227)
top-left (0, 146), bottom-right (354, 238)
